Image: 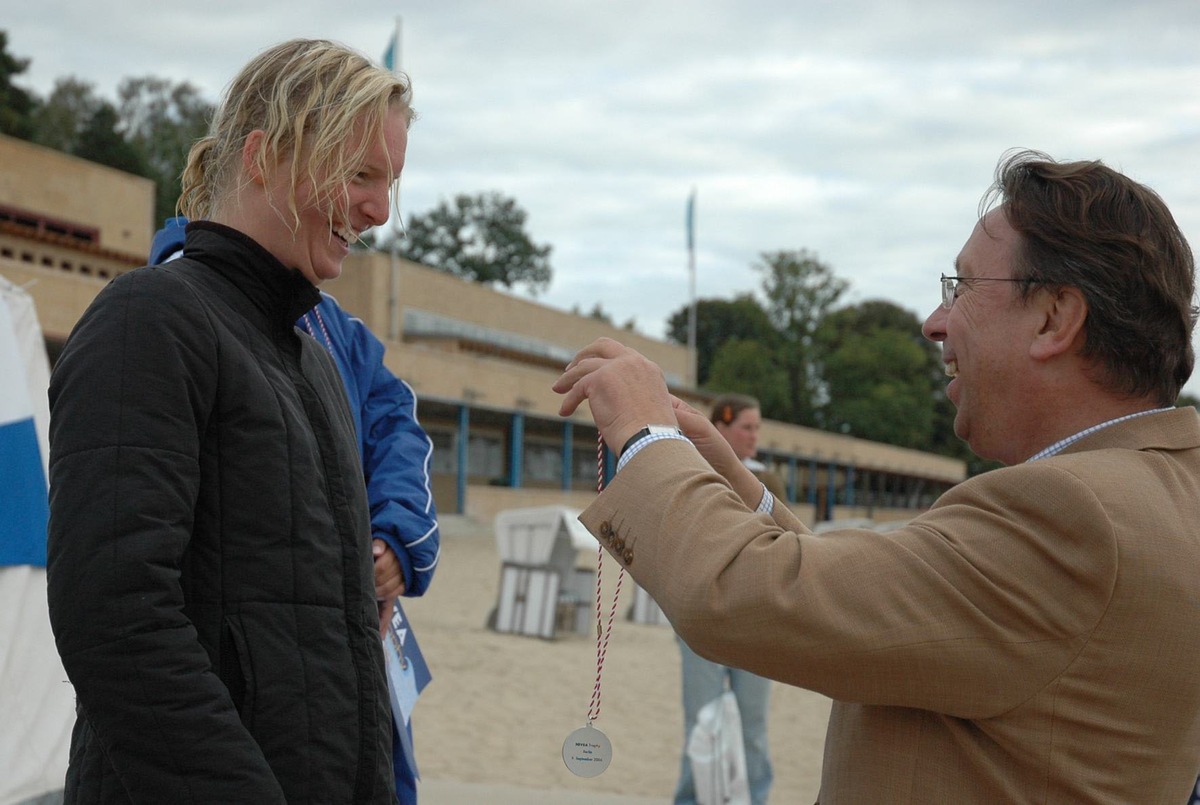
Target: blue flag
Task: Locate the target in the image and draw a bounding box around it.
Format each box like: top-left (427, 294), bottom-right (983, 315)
top-left (382, 36), bottom-right (396, 72)
top-left (382, 19), bottom-right (401, 73)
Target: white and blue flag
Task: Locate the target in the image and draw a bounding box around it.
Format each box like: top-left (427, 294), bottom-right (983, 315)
top-left (1, 277), bottom-right (70, 805)
top-left (0, 284), bottom-right (49, 567)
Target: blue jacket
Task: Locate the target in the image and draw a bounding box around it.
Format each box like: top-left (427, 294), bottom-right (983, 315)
top-left (150, 217), bottom-right (439, 595)
top-left (297, 297), bottom-right (440, 594)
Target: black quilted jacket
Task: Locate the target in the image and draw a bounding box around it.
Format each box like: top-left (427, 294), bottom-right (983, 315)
top-left (47, 221), bottom-right (395, 804)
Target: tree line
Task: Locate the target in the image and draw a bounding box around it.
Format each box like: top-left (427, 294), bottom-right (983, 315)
top-left (662, 250), bottom-right (998, 472)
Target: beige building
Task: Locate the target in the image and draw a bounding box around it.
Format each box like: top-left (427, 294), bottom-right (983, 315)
top-left (1, 133), bottom-right (964, 525)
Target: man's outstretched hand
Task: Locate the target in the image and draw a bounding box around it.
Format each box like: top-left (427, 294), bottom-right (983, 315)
top-left (554, 338), bottom-right (677, 451)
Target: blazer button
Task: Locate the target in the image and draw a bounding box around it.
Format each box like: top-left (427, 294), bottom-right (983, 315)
top-left (622, 548), bottom-right (634, 565)
top-left (599, 521), bottom-right (613, 539)
top-left (613, 537), bottom-right (626, 553)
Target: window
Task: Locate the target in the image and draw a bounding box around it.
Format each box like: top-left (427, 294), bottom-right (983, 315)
top-left (524, 442), bottom-right (561, 483)
top-left (467, 433), bottom-right (505, 479)
top-left (428, 430), bottom-right (456, 475)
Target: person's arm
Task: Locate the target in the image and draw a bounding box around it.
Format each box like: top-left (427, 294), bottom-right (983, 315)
top-left (333, 303), bottom-right (440, 598)
top-left (47, 270), bottom-right (285, 802)
top-left (580, 440), bottom-right (1113, 720)
top-left (558, 339), bottom-right (1107, 714)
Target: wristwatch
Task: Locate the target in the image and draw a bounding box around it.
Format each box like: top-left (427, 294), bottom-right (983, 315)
top-left (619, 425), bottom-right (684, 457)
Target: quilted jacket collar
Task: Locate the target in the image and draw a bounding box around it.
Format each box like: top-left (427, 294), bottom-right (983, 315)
top-left (183, 221), bottom-right (321, 327)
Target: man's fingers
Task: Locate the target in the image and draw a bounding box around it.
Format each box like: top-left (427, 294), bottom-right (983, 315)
top-left (670, 395), bottom-right (704, 418)
top-left (562, 337), bottom-right (628, 372)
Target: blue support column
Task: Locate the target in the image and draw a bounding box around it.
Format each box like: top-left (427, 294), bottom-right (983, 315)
top-left (509, 411), bottom-right (525, 489)
top-left (827, 460), bottom-right (837, 516)
top-left (808, 459), bottom-right (818, 504)
top-left (603, 442), bottom-right (616, 487)
top-left (787, 455), bottom-right (798, 503)
top-left (846, 464), bottom-right (857, 507)
top-left (456, 404), bottom-right (469, 515)
top-left (561, 421), bottom-right (574, 491)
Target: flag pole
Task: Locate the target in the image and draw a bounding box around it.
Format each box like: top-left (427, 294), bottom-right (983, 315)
top-left (686, 187), bottom-right (697, 387)
top-left (388, 16), bottom-right (404, 341)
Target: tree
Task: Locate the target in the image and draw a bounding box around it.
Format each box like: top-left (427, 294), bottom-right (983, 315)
top-left (820, 330), bottom-right (934, 447)
top-left (72, 101), bottom-right (147, 177)
top-left (756, 250), bottom-right (848, 427)
top-left (31, 76), bottom-right (101, 153)
top-left (0, 31), bottom-right (37, 140)
top-left (117, 77), bottom-right (213, 222)
top-left (666, 294), bottom-right (777, 387)
top-left (705, 339), bottom-right (790, 421)
top-left (816, 301), bottom-right (938, 447)
top-left (398, 192), bottom-right (553, 294)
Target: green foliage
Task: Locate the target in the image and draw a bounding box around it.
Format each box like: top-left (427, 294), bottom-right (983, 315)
top-left (72, 102), bottom-right (147, 176)
top-left (31, 77), bottom-right (100, 152)
top-left (5, 34), bottom-right (211, 222)
top-left (757, 249), bottom-right (848, 338)
top-left (665, 294), bottom-right (777, 385)
top-left (705, 339), bottom-right (790, 421)
top-left (116, 77), bottom-right (213, 222)
top-left (815, 302), bottom-right (938, 447)
top-left (0, 31), bottom-right (36, 140)
top-left (756, 249), bottom-right (848, 427)
top-left (821, 328), bottom-right (933, 447)
top-left (398, 192), bottom-right (553, 294)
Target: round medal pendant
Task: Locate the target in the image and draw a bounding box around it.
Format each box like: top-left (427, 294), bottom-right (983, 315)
top-left (562, 724), bottom-right (612, 777)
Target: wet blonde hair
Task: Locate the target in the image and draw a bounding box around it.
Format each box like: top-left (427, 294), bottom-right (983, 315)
top-left (179, 38), bottom-right (414, 232)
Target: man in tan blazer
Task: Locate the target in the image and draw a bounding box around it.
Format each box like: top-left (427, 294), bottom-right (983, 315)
top-left (554, 149), bottom-right (1200, 803)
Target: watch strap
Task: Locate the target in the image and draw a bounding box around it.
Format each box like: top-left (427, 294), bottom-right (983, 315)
top-left (619, 425), bottom-right (683, 458)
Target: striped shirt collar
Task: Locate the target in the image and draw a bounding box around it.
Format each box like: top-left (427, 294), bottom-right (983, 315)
top-left (1026, 407), bottom-right (1174, 462)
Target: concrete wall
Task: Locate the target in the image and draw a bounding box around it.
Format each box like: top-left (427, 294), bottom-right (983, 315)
top-left (0, 134), bottom-right (154, 261)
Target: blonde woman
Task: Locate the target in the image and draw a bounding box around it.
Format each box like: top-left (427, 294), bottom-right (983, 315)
top-left (47, 39), bottom-right (411, 804)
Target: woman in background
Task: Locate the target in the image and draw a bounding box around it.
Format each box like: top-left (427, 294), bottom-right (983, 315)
top-left (672, 393), bottom-right (780, 805)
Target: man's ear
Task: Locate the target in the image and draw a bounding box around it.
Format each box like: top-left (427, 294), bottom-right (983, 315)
top-left (1030, 285), bottom-right (1087, 361)
top-left (242, 130), bottom-right (268, 186)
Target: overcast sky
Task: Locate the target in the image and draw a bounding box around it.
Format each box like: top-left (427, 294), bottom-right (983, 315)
top-left (8, 1), bottom-right (1200, 389)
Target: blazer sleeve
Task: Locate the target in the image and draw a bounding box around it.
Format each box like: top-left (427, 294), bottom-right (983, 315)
top-left (579, 439), bottom-right (1116, 719)
top-left (335, 304), bottom-right (440, 597)
top-left (46, 270), bottom-right (285, 802)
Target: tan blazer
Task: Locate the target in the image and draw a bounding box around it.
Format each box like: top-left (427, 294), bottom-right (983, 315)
top-left (580, 407), bottom-right (1200, 803)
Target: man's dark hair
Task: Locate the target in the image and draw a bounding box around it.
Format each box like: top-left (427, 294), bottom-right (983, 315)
top-left (985, 148), bottom-right (1196, 405)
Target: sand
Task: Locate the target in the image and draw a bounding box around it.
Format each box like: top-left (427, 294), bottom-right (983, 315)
top-left (402, 515), bottom-right (831, 804)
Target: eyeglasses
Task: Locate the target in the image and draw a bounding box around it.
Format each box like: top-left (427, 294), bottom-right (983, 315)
top-left (940, 274), bottom-right (1035, 309)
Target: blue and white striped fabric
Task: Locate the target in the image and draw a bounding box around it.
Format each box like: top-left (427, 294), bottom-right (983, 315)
top-left (0, 286), bottom-right (50, 568)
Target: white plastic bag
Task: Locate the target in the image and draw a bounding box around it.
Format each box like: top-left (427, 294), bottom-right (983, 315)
top-left (687, 690), bottom-right (750, 805)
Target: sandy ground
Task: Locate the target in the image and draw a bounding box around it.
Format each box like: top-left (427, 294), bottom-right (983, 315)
top-left (403, 515), bottom-right (831, 804)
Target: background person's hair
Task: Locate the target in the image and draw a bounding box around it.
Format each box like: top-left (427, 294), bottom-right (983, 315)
top-left (710, 393), bottom-right (761, 425)
top-left (180, 38), bottom-right (414, 230)
top-left (983, 148), bottom-right (1196, 405)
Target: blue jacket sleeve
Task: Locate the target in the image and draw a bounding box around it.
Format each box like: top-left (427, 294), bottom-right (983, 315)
top-left (315, 296), bottom-right (440, 597)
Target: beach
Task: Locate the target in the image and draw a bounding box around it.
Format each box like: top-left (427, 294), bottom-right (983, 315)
top-left (403, 515), bottom-right (830, 804)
